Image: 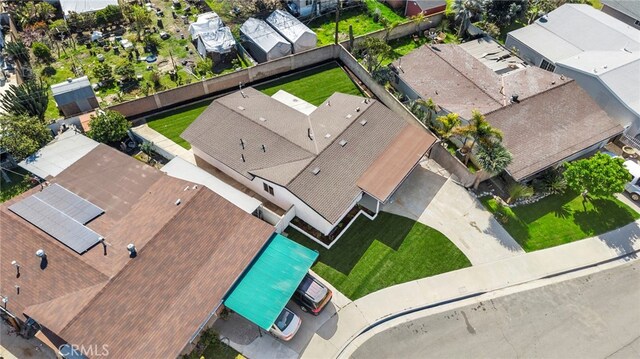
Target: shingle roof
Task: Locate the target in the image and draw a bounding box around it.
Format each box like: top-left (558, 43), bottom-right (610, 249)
top-left (1, 144), bottom-right (274, 359)
top-left (51, 76), bottom-right (95, 106)
top-left (395, 44), bottom-right (567, 118)
top-left (485, 81), bottom-right (623, 181)
top-left (183, 89), bottom-right (434, 224)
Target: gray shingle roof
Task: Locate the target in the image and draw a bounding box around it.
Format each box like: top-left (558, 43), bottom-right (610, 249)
top-left (182, 89), bottom-right (422, 223)
top-left (395, 44), bottom-right (567, 118)
top-left (485, 81), bottom-right (623, 181)
top-left (602, 0), bottom-right (640, 20)
top-left (51, 76), bottom-right (95, 106)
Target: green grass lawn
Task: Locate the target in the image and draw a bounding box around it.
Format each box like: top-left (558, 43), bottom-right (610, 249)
top-left (1, 168), bottom-right (34, 203)
top-left (256, 62), bottom-right (363, 106)
top-left (146, 99), bottom-right (213, 149)
top-left (481, 192), bottom-right (640, 252)
top-left (285, 212), bottom-right (471, 300)
top-left (382, 35), bottom-right (429, 66)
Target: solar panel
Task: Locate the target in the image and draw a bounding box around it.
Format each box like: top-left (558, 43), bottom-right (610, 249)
top-left (9, 196), bottom-right (102, 254)
top-left (33, 184), bottom-right (103, 224)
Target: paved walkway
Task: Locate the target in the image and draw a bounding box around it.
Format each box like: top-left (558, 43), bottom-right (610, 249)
top-left (300, 218), bottom-right (640, 359)
top-left (131, 124), bottom-right (195, 164)
top-left (383, 161), bottom-right (524, 265)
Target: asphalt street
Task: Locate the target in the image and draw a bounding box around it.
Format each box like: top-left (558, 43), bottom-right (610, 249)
top-left (351, 261), bottom-right (640, 359)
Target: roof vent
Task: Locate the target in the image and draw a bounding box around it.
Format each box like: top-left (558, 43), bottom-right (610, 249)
top-left (240, 91), bottom-right (246, 98)
top-left (241, 154), bottom-right (246, 162)
top-left (237, 106), bottom-right (245, 111)
top-left (339, 139), bottom-right (347, 147)
top-left (311, 167), bottom-right (321, 175)
top-left (240, 138), bottom-right (245, 149)
top-left (261, 144), bottom-right (266, 152)
top-left (259, 117), bottom-right (267, 122)
top-left (346, 114), bottom-right (352, 119)
top-left (127, 243), bottom-right (137, 258)
top-left (11, 261), bottom-right (19, 278)
top-left (175, 199), bottom-right (181, 205)
top-left (327, 100), bottom-right (331, 106)
top-left (510, 94), bottom-right (520, 104)
top-left (356, 107), bottom-right (360, 112)
top-left (324, 133), bottom-right (331, 139)
top-left (360, 119), bottom-right (367, 126)
top-left (35, 249), bottom-right (46, 258)
top-left (308, 128), bottom-right (313, 140)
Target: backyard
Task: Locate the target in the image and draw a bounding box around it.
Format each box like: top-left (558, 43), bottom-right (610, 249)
top-left (145, 62), bottom-right (362, 149)
top-left (0, 168), bottom-right (34, 203)
top-left (481, 192), bottom-right (639, 252)
top-left (285, 212), bottom-right (471, 300)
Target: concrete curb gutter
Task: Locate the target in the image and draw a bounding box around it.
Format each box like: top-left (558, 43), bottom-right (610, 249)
top-left (334, 248), bottom-right (640, 359)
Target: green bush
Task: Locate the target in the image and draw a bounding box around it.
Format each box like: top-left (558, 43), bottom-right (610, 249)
top-left (87, 110), bottom-right (131, 144)
top-left (31, 42), bottom-right (51, 62)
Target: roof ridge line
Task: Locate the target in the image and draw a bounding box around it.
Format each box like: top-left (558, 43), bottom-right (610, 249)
top-left (484, 79), bottom-right (575, 117)
top-left (59, 186), bottom-right (206, 335)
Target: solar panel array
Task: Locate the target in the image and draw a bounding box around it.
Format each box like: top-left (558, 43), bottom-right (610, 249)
top-left (8, 184), bottom-right (104, 254)
top-left (33, 183), bottom-right (104, 224)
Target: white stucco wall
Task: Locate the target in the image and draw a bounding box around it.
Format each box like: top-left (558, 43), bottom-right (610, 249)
top-left (192, 147), bottom-right (339, 235)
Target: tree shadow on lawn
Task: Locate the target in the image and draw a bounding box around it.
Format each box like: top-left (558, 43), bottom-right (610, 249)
top-left (573, 197), bottom-right (640, 258)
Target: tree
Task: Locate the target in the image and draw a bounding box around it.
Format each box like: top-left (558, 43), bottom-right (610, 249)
top-left (0, 80), bottom-right (49, 121)
top-left (475, 142), bottom-right (513, 174)
top-left (434, 112), bottom-right (461, 140)
top-left (14, 1), bottom-right (55, 29)
top-left (128, 5), bottom-right (153, 41)
top-left (66, 11), bottom-right (97, 32)
top-left (115, 61), bottom-right (136, 82)
top-left (506, 183), bottom-right (534, 204)
top-left (194, 57), bottom-right (213, 78)
top-left (49, 19), bottom-right (70, 36)
top-left (5, 41), bottom-right (31, 66)
top-left (139, 141), bottom-right (154, 163)
top-left (87, 110), bottom-right (131, 143)
top-left (525, 0), bottom-right (560, 24)
top-left (96, 5), bottom-right (123, 26)
top-left (452, 110), bottom-right (503, 164)
top-left (563, 153), bottom-right (631, 199)
top-left (31, 42), bottom-right (52, 62)
top-left (357, 37), bottom-right (391, 73)
top-left (0, 114), bottom-right (51, 162)
top-left (485, 0), bottom-right (526, 26)
top-left (451, 0), bottom-right (487, 38)
top-left (474, 21), bottom-right (500, 38)
top-left (93, 63), bottom-right (114, 85)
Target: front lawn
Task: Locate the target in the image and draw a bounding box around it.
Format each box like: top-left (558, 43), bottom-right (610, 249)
top-left (256, 62), bottom-right (363, 106)
top-left (1, 168), bottom-right (34, 203)
top-left (145, 99), bottom-right (213, 149)
top-left (285, 212), bottom-right (471, 300)
top-left (481, 192), bottom-right (640, 252)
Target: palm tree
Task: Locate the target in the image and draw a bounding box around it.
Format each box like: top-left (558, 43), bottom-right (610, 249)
top-left (451, 0), bottom-right (486, 38)
top-left (410, 98), bottom-right (438, 127)
top-left (434, 112), bottom-right (460, 140)
top-left (473, 142), bottom-right (513, 188)
top-left (452, 110), bottom-right (503, 163)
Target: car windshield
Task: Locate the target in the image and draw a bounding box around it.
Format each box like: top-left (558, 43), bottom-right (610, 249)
top-left (275, 309), bottom-right (294, 331)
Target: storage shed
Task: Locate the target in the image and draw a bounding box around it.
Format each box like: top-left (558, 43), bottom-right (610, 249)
top-left (188, 12), bottom-right (223, 40)
top-left (240, 18), bottom-right (292, 63)
top-left (51, 76), bottom-right (99, 117)
top-left (196, 27), bottom-right (237, 63)
top-left (266, 10), bottom-right (317, 54)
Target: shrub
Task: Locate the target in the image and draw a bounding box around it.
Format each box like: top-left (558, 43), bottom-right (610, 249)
top-left (87, 110), bottom-right (131, 144)
top-left (31, 42), bottom-right (51, 62)
top-left (93, 63), bottom-right (114, 85)
top-left (506, 183), bottom-right (534, 204)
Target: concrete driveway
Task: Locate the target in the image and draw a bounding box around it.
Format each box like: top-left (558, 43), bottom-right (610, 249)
top-left (383, 161), bottom-right (524, 265)
top-left (213, 272), bottom-right (351, 359)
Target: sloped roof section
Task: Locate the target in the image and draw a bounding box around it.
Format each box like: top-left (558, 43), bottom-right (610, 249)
top-left (266, 10), bottom-right (317, 53)
top-left (602, 0), bottom-right (640, 20)
top-left (51, 76), bottom-right (95, 106)
top-left (485, 81), bottom-right (623, 181)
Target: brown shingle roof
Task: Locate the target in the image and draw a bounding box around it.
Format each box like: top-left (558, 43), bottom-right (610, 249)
top-left (394, 44), bottom-right (568, 118)
top-left (485, 81), bottom-right (623, 180)
top-left (0, 143), bottom-right (274, 359)
top-left (357, 125), bottom-right (435, 202)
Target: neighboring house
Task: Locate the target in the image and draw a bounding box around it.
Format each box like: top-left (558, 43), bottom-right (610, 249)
top-left (266, 10), bottom-right (317, 54)
top-left (392, 39), bottom-right (623, 182)
top-left (1, 139), bottom-right (280, 358)
top-left (240, 18), bottom-right (292, 63)
top-left (505, 4), bottom-right (640, 138)
top-left (601, 0), bottom-right (640, 29)
top-left (46, 0), bottom-right (119, 15)
top-left (286, 0), bottom-right (338, 18)
top-left (404, 0), bottom-right (447, 18)
top-left (51, 76), bottom-right (99, 118)
top-left (182, 88), bottom-right (436, 237)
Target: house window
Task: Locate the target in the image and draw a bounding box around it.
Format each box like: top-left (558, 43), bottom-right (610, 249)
top-left (305, 0), bottom-right (312, 6)
top-left (540, 59), bottom-right (556, 72)
top-left (263, 183), bottom-right (274, 196)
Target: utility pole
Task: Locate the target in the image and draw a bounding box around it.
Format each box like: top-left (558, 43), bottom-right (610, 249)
top-left (334, 0), bottom-right (341, 45)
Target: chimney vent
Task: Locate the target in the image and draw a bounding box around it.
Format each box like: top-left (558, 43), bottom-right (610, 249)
top-left (360, 119), bottom-right (367, 126)
top-left (339, 139), bottom-right (347, 147)
top-left (312, 167), bottom-right (321, 175)
top-left (127, 243), bottom-right (137, 258)
top-left (510, 94), bottom-right (520, 103)
top-left (35, 249), bottom-right (46, 258)
top-left (356, 107), bottom-right (360, 112)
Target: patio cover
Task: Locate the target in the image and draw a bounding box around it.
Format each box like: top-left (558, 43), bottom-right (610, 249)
top-left (357, 125), bottom-right (436, 203)
top-left (224, 234), bottom-right (318, 330)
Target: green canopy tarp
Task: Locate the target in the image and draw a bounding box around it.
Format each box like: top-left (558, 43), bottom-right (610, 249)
top-left (224, 234), bottom-right (319, 330)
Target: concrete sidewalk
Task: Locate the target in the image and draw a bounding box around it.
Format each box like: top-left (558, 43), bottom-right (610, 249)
top-left (131, 124), bottom-right (195, 164)
top-left (300, 219), bottom-right (640, 359)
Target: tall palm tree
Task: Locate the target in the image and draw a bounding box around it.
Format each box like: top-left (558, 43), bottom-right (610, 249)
top-left (434, 112), bottom-right (460, 139)
top-left (452, 110), bottom-right (503, 164)
top-left (451, 0), bottom-right (487, 38)
top-left (473, 142), bottom-right (513, 188)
